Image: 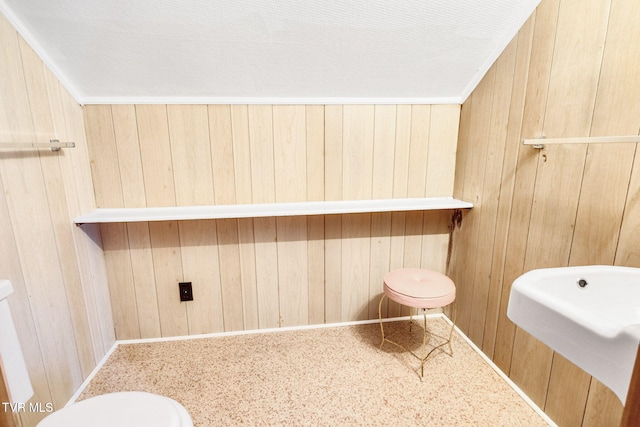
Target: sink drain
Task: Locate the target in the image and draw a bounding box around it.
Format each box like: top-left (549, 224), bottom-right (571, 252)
top-left (577, 278), bottom-right (588, 288)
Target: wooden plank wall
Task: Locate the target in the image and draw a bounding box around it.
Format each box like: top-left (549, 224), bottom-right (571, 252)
top-left (83, 103), bottom-right (460, 337)
top-left (0, 14), bottom-right (114, 427)
top-left (450, 0), bottom-right (640, 425)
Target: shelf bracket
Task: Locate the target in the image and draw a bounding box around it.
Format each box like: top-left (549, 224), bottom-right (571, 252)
top-left (527, 136), bottom-right (545, 149)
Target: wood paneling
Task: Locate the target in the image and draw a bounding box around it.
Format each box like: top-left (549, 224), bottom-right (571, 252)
top-left (0, 14), bottom-right (113, 427)
top-left (126, 222), bottom-right (161, 338)
top-left (8, 3), bottom-right (637, 427)
top-left (451, 0), bottom-right (638, 425)
top-left (84, 103), bottom-right (460, 335)
top-left (324, 106), bottom-right (343, 323)
top-left (277, 216), bottom-right (309, 326)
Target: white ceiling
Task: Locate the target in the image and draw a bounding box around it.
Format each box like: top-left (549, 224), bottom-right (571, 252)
top-left (0, 0), bottom-right (540, 105)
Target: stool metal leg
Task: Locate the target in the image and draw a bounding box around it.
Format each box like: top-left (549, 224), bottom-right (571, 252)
top-left (379, 299), bottom-right (457, 379)
top-left (378, 294), bottom-right (386, 348)
top-left (421, 309), bottom-right (428, 378)
top-left (446, 301), bottom-right (457, 355)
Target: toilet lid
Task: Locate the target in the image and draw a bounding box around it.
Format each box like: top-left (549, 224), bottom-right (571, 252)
top-left (37, 392), bottom-right (190, 427)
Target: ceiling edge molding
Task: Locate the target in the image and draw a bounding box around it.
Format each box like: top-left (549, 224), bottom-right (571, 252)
top-left (458, 1), bottom-right (540, 103)
top-left (80, 96), bottom-right (464, 106)
top-left (0, 1), bottom-right (84, 104)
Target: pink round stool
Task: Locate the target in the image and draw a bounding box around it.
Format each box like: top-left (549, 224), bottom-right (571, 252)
top-left (378, 268), bottom-right (456, 378)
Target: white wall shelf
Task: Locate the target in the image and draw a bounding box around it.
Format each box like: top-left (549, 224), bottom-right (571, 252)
top-left (74, 197), bottom-right (473, 225)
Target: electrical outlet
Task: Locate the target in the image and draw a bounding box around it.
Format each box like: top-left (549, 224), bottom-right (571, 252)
top-left (179, 282), bottom-right (193, 301)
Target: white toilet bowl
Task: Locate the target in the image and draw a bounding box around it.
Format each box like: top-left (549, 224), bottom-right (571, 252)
top-left (36, 391), bottom-right (193, 427)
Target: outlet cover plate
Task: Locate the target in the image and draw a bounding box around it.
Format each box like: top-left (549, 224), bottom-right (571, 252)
top-left (179, 282), bottom-right (193, 301)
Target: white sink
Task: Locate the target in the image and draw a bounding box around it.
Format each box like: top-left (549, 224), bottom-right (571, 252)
top-left (507, 265), bottom-right (640, 403)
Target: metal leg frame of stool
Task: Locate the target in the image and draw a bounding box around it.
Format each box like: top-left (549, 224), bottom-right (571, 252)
top-left (378, 295), bottom-right (457, 378)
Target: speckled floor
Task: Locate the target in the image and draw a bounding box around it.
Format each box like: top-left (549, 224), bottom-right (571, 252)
top-left (79, 318), bottom-right (552, 426)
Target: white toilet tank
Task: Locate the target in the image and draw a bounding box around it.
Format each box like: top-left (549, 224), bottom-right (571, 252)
top-left (36, 391), bottom-right (193, 427)
top-left (0, 279), bottom-right (34, 405)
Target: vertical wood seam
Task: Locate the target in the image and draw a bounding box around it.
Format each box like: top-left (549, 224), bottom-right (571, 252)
top-left (565, 146), bottom-right (591, 267)
top-left (587, 0), bottom-right (614, 138)
top-left (538, 2), bottom-right (562, 137)
top-left (271, 106), bottom-right (281, 326)
top-left (613, 144), bottom-right (639, 264)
